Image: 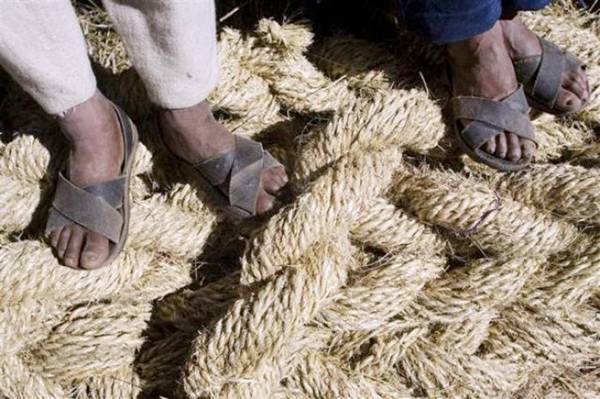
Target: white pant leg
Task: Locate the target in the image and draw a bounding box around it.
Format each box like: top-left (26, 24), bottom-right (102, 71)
top-left (103, 0), bottom-right (219, 109)
top-left (0, 0), bottom-right (96, 114)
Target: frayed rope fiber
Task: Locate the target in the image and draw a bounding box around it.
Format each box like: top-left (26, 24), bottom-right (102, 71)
top-left (1, 1), bottom-right (599, 398)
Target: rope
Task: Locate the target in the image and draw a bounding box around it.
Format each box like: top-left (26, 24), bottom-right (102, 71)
top-left (1, 4), bottom-right (599, 398)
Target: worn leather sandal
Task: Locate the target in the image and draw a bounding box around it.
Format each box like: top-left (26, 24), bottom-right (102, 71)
top-left (162, 133), bottom-right (284, 219)
top-left (513, 37), bottom-right (587, 115)
top-left (45, 105), bottom-right (139, 269)
top-left (451, 85), bottom-right (538, 172)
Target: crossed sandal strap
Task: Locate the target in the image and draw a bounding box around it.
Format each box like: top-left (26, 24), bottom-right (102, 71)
top-left (513, 37), bottom-right (582, 110)
top-left (45, 172), bottom-right (125, 244)
top-left (194, 135), bottom-right (280, 216)
top-left (451, 85), bottom-right (537, 150)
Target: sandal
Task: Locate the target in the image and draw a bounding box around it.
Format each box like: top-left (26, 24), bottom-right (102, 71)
top-left (451, 85), bottom-right (537, 172)
top-left (160, 132), bottom-right (284, 219)
top-left (45, 105), bottom-right (139, 269)
top-left (513, 36), bottom-right (587, 115)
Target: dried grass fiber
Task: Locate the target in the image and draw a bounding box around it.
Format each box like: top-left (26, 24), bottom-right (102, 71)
top-left (0, 1), bottom-right (599, 398)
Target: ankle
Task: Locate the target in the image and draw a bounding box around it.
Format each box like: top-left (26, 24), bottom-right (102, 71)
top-left (58, 91), bottom-right (121, 146)
top-left (159, 100), bottom-right (234, 162)
top-left (58, 91), bottom-right (124, 176)
top-left (159, 101), bottom-right (213, 136)
top-left (447, 25), bottom-right (507, 70)
top-left (499, 19), bottom-right (540, 59)
top-left (447, 34), bottom-right (489, 58)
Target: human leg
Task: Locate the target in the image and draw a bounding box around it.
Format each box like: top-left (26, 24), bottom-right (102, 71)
top-left (0, 0), bottom-right (96, 114)
top-left (103, 0), bottom-right (287, 215)
top-left (395, 1), bottom-right (534, 166)
top-left (0, 1), bottom-right (131, 268)
top-left (499, 0), bottom-right (589, 114)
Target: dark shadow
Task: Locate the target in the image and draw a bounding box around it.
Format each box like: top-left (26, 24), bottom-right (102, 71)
top-left (304, 0), bottom-right (449, 99)
top-left (0, 80), bottom-right (67, 242)
top-left (305, 0), bottom-right (400, 40)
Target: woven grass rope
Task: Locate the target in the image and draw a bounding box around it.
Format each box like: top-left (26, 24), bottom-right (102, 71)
top-left (0, 1), bottom-right (599, 398)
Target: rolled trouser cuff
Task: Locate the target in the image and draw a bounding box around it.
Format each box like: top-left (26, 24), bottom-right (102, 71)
top-left (103, 0), bottom-right (220, 110)
top-left (143, 46), bottom-right (219, 110)
top-left (0, 0), bottom-right (98, 115)
top-left (39, 73), bottom-right (98, 116)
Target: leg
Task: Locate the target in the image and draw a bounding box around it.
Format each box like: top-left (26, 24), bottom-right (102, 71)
top-left (398, 0), bottom-right (535, 163)
top-left (103, 0), bottom-right (288, 214)
top-left (101, 0), bottom-right (218, 109)
top-left (500, 0), bottom-right (589, 112)
top-left (447, 22), bottom-right (536, 162)
top-left (0, 1), bottom-right (124, 269)
top-left (0, 0), bottom-right (96, 114)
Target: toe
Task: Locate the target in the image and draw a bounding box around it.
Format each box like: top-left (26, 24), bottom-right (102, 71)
top-left (57, 227), bottom-right (72, 259)
top-left (484, 138), bottom-right (496, 155)
top-left (506, 133), bottom-right (522, 162)
top-left (50, 229), bottom-right (61, 250)
top-left (63, 226), bottom-right (85, 269)
top-left (495, 133), bottom-right (507, 159)
top-left (565, 74), bottom-right (587, 102)
top-left (80, 232), bottom-right (110, 270)
top-left (575, 69), bottom-right (590, 102)
top-left (522, 139), bottom-right (536, 160)
top-left (261, 166), bottom-right (288, 196)
top-left (255, 191), bottom-right (277, 215)
top-left (576, 65), bottom-right (588, 84)
top-left (556, 87), bottom-right (582, 113)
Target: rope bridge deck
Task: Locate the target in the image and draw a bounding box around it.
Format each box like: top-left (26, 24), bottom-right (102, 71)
top-left (0, 1), bottom-right (599, 397)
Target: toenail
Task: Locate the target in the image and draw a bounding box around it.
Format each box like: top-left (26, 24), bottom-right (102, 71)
top-left (262, 201), bottom-right (275, 213)
top-left (83, 253), bottom-right (98, 262)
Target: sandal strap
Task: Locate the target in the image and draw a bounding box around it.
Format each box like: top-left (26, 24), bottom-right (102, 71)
top-left (45, 172), bottom-right (124, 244)
top-left (84, 177), bottom-right (126, 209)
top-left (117, 105), bottom-right (136, 166)
top-left (229, 136), bottom-right (264, 215)
top-left (513, 55), bottom-right (541, 85)
top-left (263, 151), bottom-right (280, 170)
top-left (195, 135), bottom-right (279, 216)
top-left (195, 152), bottom-right (235, 186)
top-left (531, 38), bottom-right (565, 109)
top-left (451, 86), bottom-right (536, 149)
top-left (513, 37), bottom-right (583, 110)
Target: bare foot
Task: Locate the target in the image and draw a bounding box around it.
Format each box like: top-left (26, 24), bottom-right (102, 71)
top-left (49, 91), bottom-right (124, 270)
top-left (500, 17), bottom-right (589, 113)
top-left (448, 22), bottom-right (536, 163)
top-left (158, 101), bottom-right (288, 215)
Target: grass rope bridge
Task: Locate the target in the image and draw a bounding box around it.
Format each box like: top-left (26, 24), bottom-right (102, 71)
top-left (0, 1), bottom-right (599, 397)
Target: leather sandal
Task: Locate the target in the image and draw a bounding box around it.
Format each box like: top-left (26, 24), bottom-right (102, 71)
top-left (160, 132), bottom-right (284, 219)
top-left (513, 37), bottom-right (587, 115)
top-left (45, 105), bottom-right (139, 269)
top-left (451, 85), bottom-right (538, 172)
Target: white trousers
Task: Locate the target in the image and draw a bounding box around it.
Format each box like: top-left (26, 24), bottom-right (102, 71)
top-left (0, 0), bottom-right (218, 114)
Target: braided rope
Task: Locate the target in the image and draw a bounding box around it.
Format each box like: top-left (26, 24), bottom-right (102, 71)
top-left (1, 5), bottom-right (599, 398)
